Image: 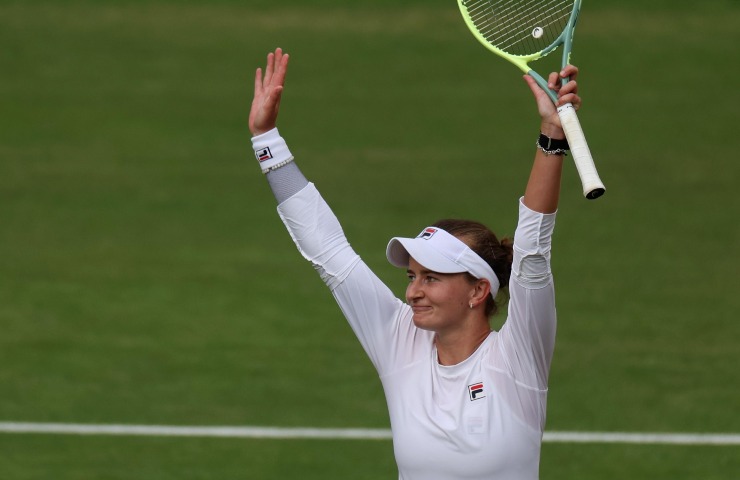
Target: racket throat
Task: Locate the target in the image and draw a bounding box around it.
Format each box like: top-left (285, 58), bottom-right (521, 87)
top-left (527, 69), bottom-right (559, 104)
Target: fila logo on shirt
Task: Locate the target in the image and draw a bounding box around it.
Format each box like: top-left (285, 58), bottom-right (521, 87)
top-left (418, 227), bottom-right (438, 240)
top-left (468, 382), bottom-right (486, 401)
top-left (255, 147), bottom-right (273, 162)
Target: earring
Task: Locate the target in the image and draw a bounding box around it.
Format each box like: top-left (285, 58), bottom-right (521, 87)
top-left (469, 302), bottom-right (474, 309)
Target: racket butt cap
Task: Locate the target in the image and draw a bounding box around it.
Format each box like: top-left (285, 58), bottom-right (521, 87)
top-left (585, 187), bottom-right (605, 200)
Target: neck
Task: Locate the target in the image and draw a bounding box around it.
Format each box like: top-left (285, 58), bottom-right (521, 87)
top-left (434, 319), bottom-right (491, 366)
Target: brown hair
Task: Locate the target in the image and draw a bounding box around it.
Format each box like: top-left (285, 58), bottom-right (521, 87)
top-left (431, 219), bottom-right (514, 318)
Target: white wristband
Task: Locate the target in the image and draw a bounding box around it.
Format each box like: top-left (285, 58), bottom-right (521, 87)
top-left (251, 128), bottom-right (294, 174)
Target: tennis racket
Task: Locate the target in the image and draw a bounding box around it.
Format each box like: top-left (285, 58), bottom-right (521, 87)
top-left (457, 0), bottom-right (605, 199)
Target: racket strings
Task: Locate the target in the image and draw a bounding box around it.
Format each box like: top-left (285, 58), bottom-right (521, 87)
top-left (489, 0), bottom-right (569, 48)
top-left (462, 0), bottom-right (574, 55)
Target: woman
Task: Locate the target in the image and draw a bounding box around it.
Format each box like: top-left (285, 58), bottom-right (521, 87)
top-left (250, 48), bottom-right (580, 480)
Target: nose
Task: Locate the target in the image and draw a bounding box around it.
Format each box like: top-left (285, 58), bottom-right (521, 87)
top-left (406, 278), bottom-right (423, 304)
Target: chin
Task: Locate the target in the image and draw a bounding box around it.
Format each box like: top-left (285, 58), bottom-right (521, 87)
top-left (411, 313), bottom-right (438, 332)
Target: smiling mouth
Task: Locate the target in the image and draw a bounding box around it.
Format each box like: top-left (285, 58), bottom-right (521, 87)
top-left (412, 306), bottom-right (432, 314)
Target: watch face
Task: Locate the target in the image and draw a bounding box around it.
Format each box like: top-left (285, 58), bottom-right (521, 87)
top-left (539, 133), bottom-right (569, 151)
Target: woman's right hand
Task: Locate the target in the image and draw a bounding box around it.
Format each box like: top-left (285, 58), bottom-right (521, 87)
top-left (249, 48), bottom-right (290, 136)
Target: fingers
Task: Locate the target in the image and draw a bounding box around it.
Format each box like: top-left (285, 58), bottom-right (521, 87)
top-left (254, 67), bottom-right (263, 96)
top-left (523, 74), bottom-right (546, 100)
top-left (556, 81), bottom-right (580, 108)
top-left (547, 65), bottom-right (579, 90)
top-left (553, 65), bottom-right (581, 108)
top-left (272, 50), bottom-right (289, 89)
top-left (271, 85), bottom-right (284, 111)
top-left (260, 48), bottom-right (289, 91)
top-left (558, 79), bottom-right (577, 97)
top-left (263, 51), bottom-right (275, 87)
top-left (561, 64), bottom-right (578, 81)
top-left (249, 48), bottom-right (289, 136)
top-left (273, 48), bottom-right (283, 72)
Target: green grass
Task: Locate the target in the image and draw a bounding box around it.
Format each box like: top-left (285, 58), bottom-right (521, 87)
top-left (0, 434), bottom-right (399, 479)
top-left (1, 434), bottom-right (738, 480)
top-left (1, 0), bottom-right (739, 478)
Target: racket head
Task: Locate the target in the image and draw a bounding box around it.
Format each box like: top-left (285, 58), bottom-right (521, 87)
top-left (456, 0), bottom-right (581, 78)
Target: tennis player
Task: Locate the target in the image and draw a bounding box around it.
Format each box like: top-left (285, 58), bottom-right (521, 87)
top-left (250, 47), bottom-right (581, 480)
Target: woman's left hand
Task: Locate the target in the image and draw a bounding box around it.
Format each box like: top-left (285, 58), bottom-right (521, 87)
top-left (523, 64), bottom-right (581, 138)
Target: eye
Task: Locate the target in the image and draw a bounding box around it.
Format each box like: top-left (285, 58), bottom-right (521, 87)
top-left (424, 275), bottom-right (438, 283)
top-left (407, 274), bottom-right (416, 282)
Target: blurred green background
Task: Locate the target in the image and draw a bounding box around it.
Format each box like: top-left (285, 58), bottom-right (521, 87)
top-left (1, 0), bottom-right (738, 478)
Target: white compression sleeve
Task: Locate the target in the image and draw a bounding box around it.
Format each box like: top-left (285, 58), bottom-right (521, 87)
top-left (277, 183), bottom-right (361, 290)
top-left (266, 162), bottom-right (309, 204)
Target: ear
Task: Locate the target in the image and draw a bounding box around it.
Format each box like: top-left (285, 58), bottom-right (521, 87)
top-left (469, 279), bottom-right (491, 308)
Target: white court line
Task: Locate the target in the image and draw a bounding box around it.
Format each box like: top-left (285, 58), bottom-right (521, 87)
top-left (1, 422), bottom-right (739, 445)
top-left (542, 431), bottom-right (740, 445)
top-left (0, 423), bottom-right (391, 440)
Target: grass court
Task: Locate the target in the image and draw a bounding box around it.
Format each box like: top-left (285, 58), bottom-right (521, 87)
top-left (1, 0), bottom-right (738, 478)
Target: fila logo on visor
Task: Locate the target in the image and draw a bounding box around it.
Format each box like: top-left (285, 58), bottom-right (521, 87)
top-left (418, 227), bottom-right (438, 240)
top-left (468, 382), bottom-right (485, 401)
top-left (255, 147), bottom-right (273, 162)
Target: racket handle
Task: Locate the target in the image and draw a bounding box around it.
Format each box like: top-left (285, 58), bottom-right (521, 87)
top-left (557, 103), bottom-right (606, 200)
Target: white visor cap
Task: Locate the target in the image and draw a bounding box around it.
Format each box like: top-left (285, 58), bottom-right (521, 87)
top-left (386, 226), bottom-right (500, 298)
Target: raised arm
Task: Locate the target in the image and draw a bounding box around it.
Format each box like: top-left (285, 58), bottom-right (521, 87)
top-left (521, 65), bottom-right (582, 214)
top-left (248, 50), bottom-right (408, 375)
top-left (249, 48), bottom-right (309, 203)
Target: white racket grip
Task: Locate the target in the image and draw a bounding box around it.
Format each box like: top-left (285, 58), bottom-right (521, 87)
top-left (557, 103), bottom-right (606, 199)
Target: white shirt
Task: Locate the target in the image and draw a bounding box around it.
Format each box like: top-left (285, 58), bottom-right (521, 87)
top-left (278, 183), bottom-right (557, 480)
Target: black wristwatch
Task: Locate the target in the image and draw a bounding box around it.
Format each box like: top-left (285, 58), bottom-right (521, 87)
top-left (536, 133), bottom-right (570, 156)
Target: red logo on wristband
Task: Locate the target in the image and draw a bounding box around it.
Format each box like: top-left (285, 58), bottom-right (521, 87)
top-left (256, 147), bottom-right (273, 162)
